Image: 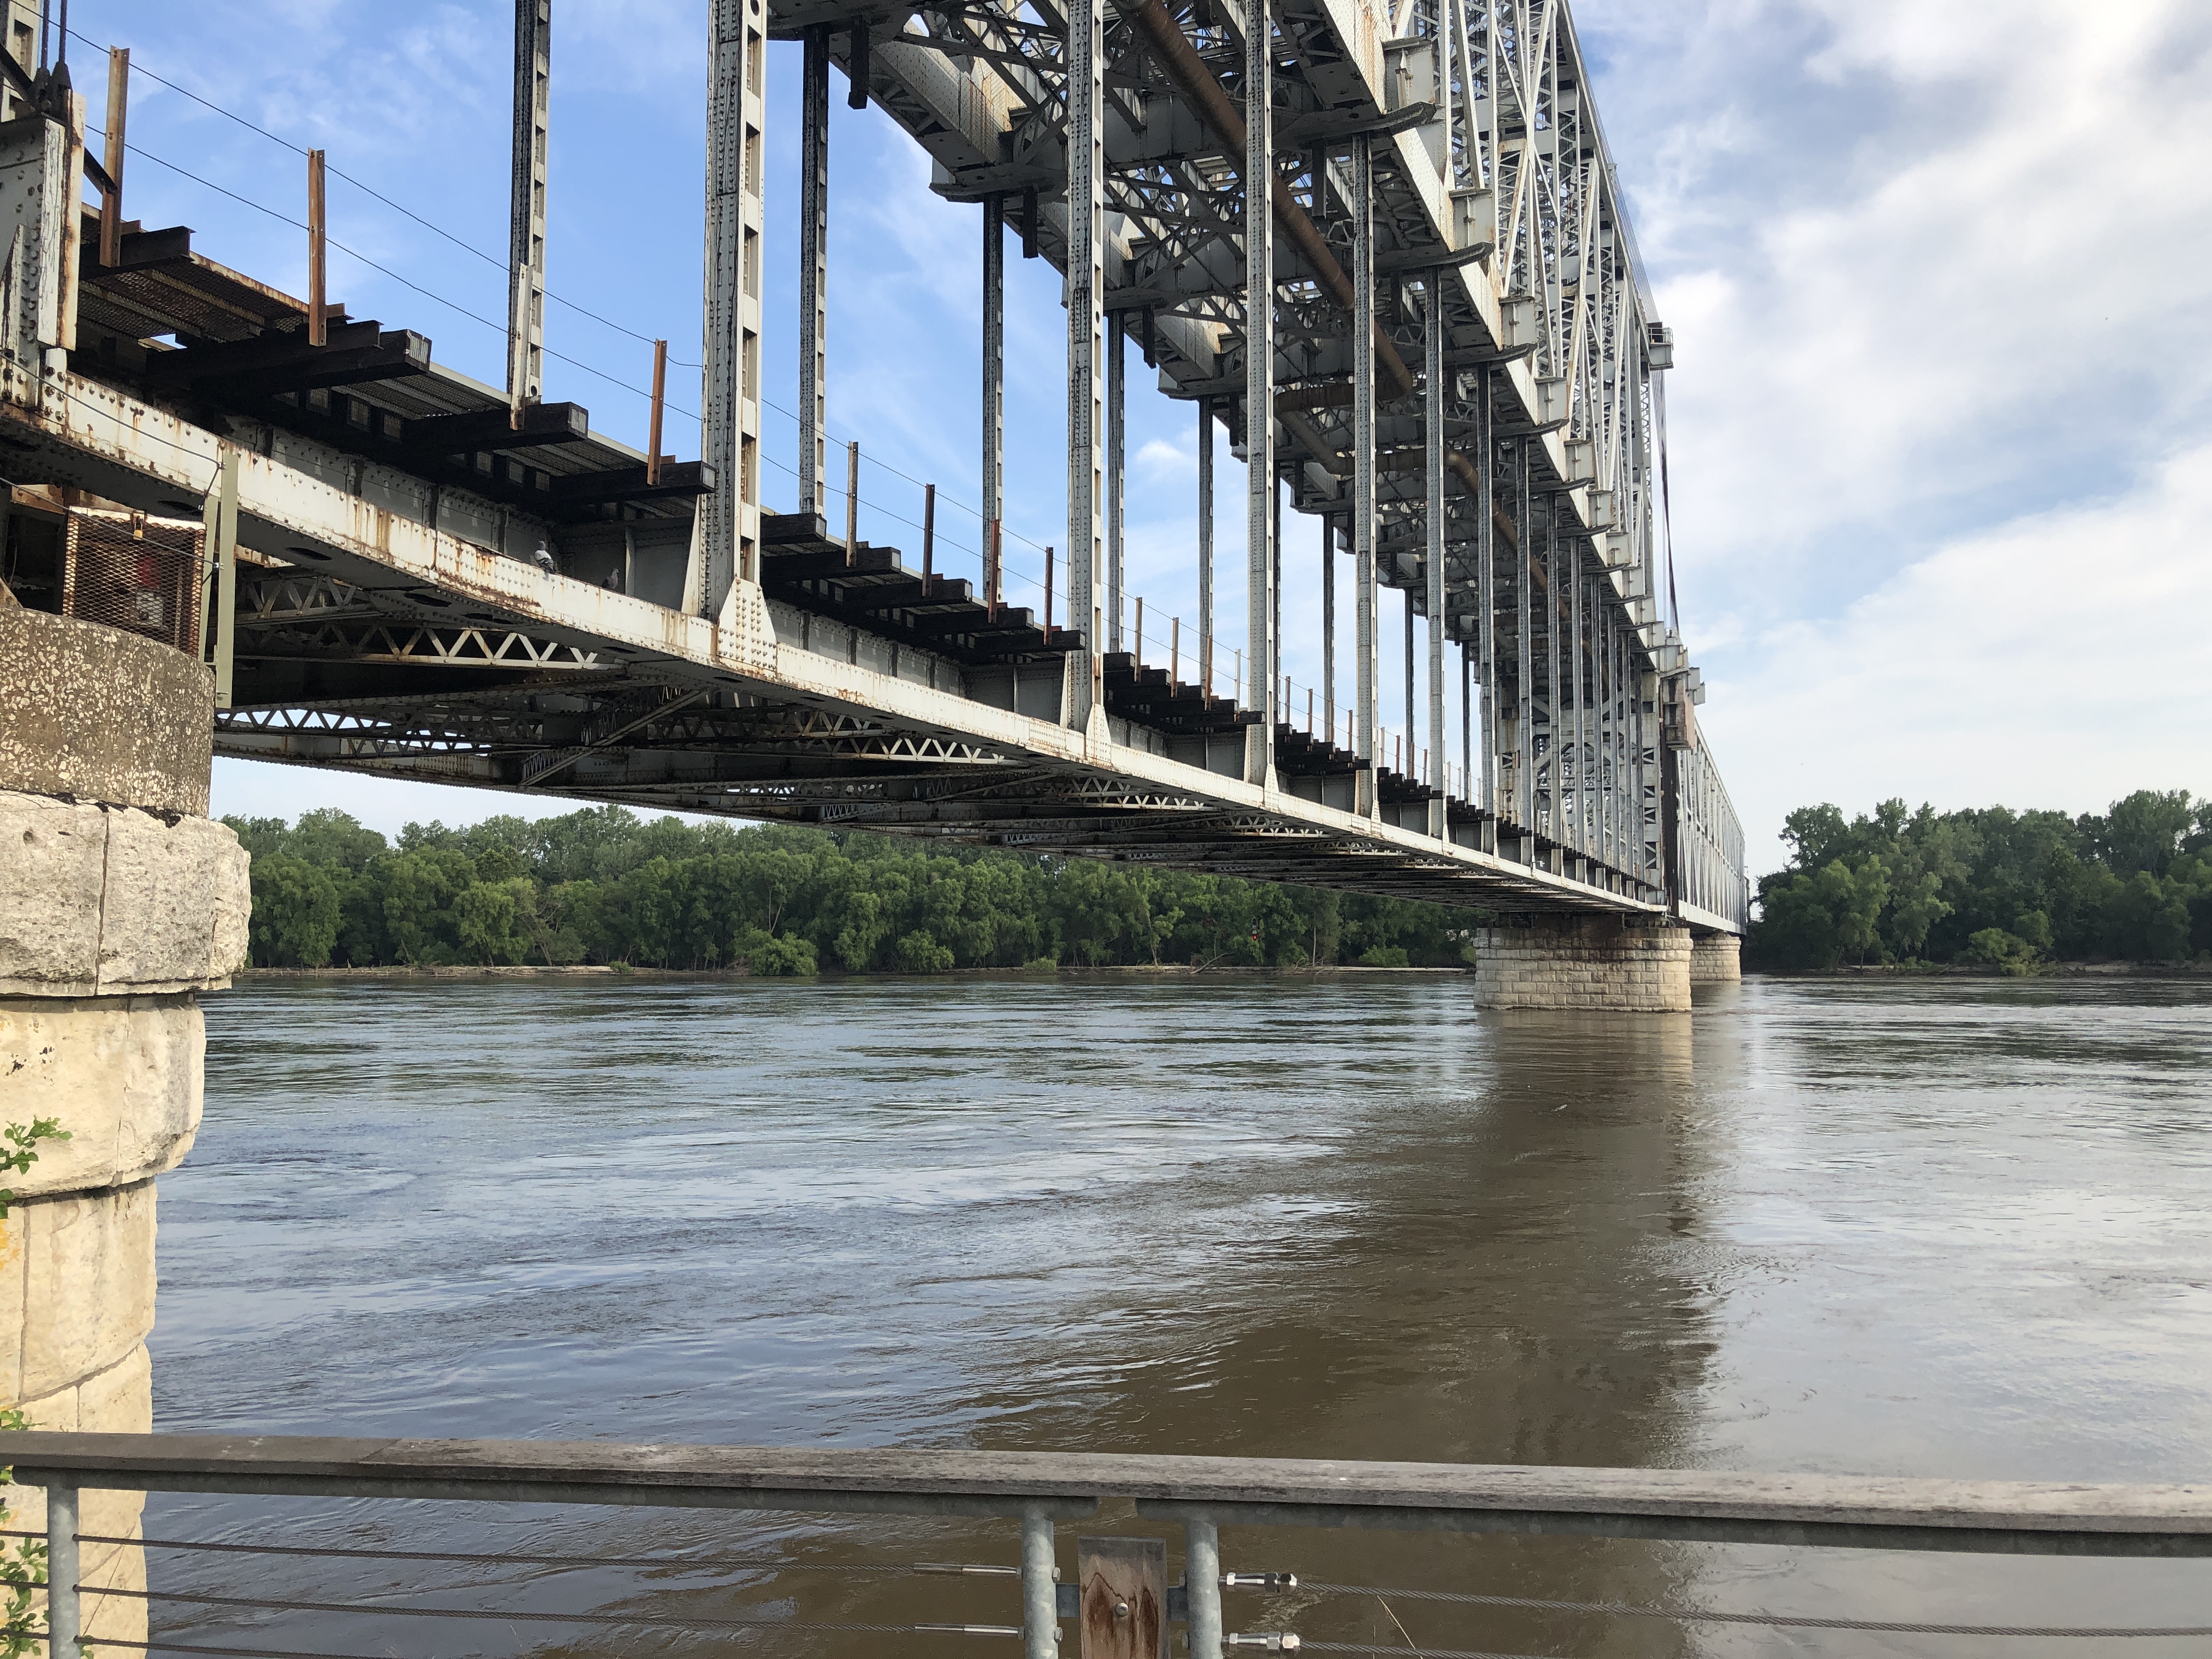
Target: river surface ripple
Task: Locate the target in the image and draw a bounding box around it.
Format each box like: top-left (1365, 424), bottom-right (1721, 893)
top-left (146, 974), bottom-right (2212, 1657)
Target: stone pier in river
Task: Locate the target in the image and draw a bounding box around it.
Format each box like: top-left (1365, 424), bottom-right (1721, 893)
top-left (1471, 916), bottom-right (1697, 1012)
top-left (0, 603), bottom-right (250, 1646)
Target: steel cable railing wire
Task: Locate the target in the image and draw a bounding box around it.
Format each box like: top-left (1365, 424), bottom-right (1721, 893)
top-left (1271, 1580), bottom-right (2212, 1640)
top-left (14, 1528), bottom-right (998, 1576)
top-left (2, 1634), bottom-right (393, 1659)
top-left (81, 1584), bottom-right (970, 1638)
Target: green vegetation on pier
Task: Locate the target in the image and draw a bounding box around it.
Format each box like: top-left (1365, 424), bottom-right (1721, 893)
top-left (227, 808), bottom-right (1477, 973)
top-left (1749, 791), bottom-right (2212, 972)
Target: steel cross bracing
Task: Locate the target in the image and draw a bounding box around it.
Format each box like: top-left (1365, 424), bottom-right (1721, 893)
top-left (0, 0), bottom-right (1745, 930)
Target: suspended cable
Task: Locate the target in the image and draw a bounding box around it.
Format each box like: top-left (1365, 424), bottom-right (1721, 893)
top-left (66, 24), bottom-right (701, 364)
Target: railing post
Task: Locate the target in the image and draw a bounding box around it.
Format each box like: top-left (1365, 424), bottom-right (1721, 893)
top-left (47, 1482), bottom-right (80, 1658)
top-left (1021, 1506), bottom-right (1058, 1659)
top-left (1184, 1514), bottom-right (1222, 1659)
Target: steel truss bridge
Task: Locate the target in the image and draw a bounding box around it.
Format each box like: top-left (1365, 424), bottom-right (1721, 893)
top-left (0, 0), bottom-right (1743, 932)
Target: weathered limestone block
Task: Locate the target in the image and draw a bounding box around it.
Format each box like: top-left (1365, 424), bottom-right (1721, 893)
top-left (0, 995), bottom-right (204, 1194)
top-left (0, 604), bottom-right (214, 814)
top-left (98, 806), bottom-right (252, 992)
top-left (1474, 916), bottom-right (1694, 1012)
top-left (8, 1344), bottom-right (150, 1651)
top-left (0, 1180), bottom-right (157, 1401)
top-left (1689, 932), bottom-right (1742, 983)
top-left (0, 792), bottom-right (107, 992)
top-left (0, 792), bottom-right (250, 996)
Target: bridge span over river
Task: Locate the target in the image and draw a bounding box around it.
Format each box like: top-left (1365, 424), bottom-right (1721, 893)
top-left (0, 0), bottom-right (1743, 999)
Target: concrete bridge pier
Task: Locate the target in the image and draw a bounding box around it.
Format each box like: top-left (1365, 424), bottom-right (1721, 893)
top-left (1472, 916), bottom-right (1694, 1012)
top-left (1689, 932), bottom-right (1743, 984)
top-left (0, 603), bottom-right (250, 1647)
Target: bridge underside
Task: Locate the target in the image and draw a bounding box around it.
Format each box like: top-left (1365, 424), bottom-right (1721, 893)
top-left (1, 363), bottom-right (1703, 922)
top-left (0, 0), bottom-right (1748, 933)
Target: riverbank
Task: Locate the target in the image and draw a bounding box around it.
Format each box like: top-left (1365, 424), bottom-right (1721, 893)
top-left (234, 961), bottom-right (1476, 980)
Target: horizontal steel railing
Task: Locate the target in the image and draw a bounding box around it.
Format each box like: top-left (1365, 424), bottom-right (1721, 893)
top-left (14, 1432), bottom-right (2212, 1659)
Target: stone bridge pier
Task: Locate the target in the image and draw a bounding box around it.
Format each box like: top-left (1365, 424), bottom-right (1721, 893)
top-left (1689, 932), bottom-right (1743, 984)
top-left (0, 604), bottom-right (250, 1647)
top-left (1471, 916), bottom-right (1697, 1012)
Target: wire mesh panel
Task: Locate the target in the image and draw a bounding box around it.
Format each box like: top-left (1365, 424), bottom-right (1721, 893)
top-left (61, 506), bottom-right (207, 656)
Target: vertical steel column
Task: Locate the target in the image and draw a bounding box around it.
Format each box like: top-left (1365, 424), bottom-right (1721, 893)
top-left (205, 446), bottom-right (238, 709)
top-left (1513, 448), bottom-right (1533, 857)
top-left (1424, 287), bottom-right (1446, 832)
top-left (1065, 0), bottom-right (1106, 725)
top-left (798, 26), bottom-right (830, 515)
top-left (1108, 321), bottom-right (1125, 651)
top-left (1198, 398), bottom-right (1215, 691)
top-left (701, 0), bottom-right (764, 607)
top-left (47, 1483), bottom-right (79, 1659)
top-left (1612, 612), bottom-right (1627, 877)
top-left (1628, 641), bottom-right (1645, 898)
top-left (1402, 595), bottom-right (1415, 779)
top-left (507, 0), bottom-right (550, 424)
top-left (1185, 1516), bottom-right (1223, 1659)
top-left (982, 194), bottom-right (1005, 586)
top-left (1544, 518), bottom-right (1560, 861)
top-left (1271, 467), bottom-right (1283, 695)
top-left (1243, 0), bottom-right (1275, 785)
top-left (1570, 541), bottom-right (1586, 864)
top-left (1350, 133), bottom-right (1377, 814)
top-left (1460, 642), bottom-right (1472, 806)
top-left (1475, 373), bottom-right (1496, 841)
top-left (1020, 1509), bottom-right (1058, 1659)
top-left (1322, 515), bottom-right (1336, 748)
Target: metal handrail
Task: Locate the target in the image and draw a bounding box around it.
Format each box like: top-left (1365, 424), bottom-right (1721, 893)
top-left (16, 1432), bottom-right (2212, 1659)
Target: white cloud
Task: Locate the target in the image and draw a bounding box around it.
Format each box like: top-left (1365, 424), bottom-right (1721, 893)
top-left (1709, 439), bottom-right (2212, 868)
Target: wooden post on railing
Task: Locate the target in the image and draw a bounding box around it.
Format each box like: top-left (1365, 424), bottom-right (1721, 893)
top-left (1307, 686), bottom-right (1313, 735)
top-left (306, 149), bottom-right (328, 346)
top-left (646, 339), bottom-right (668, 487)
top-left (1171, 616), bottom-right (1180, 684)
top-left (1043, 545), bottom-right (1054, 631)
top-left (844, 439), bottom-right (859, 566)
top-left (99, 47), bottom-right (128, 266)
top-left (922, 482), bottom-right (935, 582)
top-left (1134, 596), bottom-right (1143, 664)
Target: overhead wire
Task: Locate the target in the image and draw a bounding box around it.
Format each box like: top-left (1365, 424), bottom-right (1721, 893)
top-left (67, 27), bottom-right (1255, 659)
top-left (70, 29), bottom-right (1077, 566)
top-left (69, 24), bottom-right (701, 364)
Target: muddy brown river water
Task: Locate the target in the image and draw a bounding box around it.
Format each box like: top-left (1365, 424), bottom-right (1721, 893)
top-left (148, 972), bottom-right (2212, 1657)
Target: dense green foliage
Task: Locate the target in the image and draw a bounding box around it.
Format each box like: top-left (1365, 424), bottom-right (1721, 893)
top-left (227, 806), bottom-right (1480, 973)
top-left (1748, 791), bottom-right (2212, 972)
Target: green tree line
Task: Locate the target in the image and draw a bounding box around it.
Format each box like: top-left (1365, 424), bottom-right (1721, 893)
top-left (1749, 790), bottom-right (2212, 972)
top-left (227, 806), bottom-right (1481, 974)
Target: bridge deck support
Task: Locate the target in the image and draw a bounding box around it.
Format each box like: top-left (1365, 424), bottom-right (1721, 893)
top-left (1689, 932), bottom-right (1743, 984)
top-left (1473, 916), bottom-right (1692, 1012)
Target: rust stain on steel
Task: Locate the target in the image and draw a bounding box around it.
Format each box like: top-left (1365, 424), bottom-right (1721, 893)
top-left (1077, 1535), bottom-right (1166, 1659)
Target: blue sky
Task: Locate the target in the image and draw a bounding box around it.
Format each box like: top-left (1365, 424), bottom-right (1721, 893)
top-left (75, 0), bottom-right (2212, 867)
